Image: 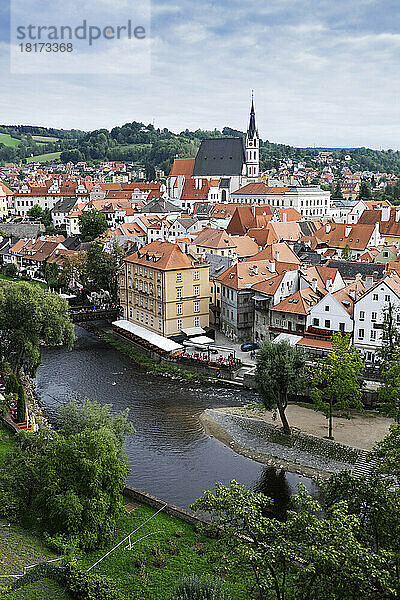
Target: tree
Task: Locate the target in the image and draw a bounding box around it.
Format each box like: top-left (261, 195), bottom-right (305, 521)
top-left (85, 241), bottom-right (123, 302)
top-left (191, 480), bottom-right (389, 600)
top-left (0, 427), bottom-right (128, 550)
top-left (357, 180), bottom-right (372, 200)
top-left (16, 384), bottom-right (26, 423)
top-left (376, 302), bottom-right (400, 365)
top-left (58, 398), bottom-right (133, 453)
top-left (3, 263), bottom-right (18, 278)
top-left (310, 333), bottom-right (364, 439)
top-left (341, 243), bottom-right (354, 261)
top-left (372, 424), bottom-right (400, 485)
top-left (255, 340), bottom-right (306, 435)
top-left (378, 350), bottom-right (400, 422)
top-left (0, 283), bottom-right (74, 375)
top-left (27, 204), bottom-right (43, 220)
top-left (333, 181), bottom-right (343, 199)
top-left (45, 261), bottom-right (60, 289)
top-left (78, 209), bottom-right (107, 242)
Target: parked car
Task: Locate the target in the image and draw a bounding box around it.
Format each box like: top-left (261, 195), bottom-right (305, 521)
top-left (240, 342), bottom-right (259, 352)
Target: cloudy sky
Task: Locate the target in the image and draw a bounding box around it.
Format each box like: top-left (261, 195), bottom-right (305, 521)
top-left (1, 0), bottom-right (400, 148)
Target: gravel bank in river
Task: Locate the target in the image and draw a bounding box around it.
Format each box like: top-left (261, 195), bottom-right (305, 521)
top-left (201, 408), bottom-right (368, 478)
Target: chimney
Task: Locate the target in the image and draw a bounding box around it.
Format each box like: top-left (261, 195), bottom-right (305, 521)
top-left (282, 212), bottom-right (287, 223)
top-left (396, 208), bottom-right (400, 223)
top-left (325, 223), bottom-right (331, 234)
top-left (268, 260), bottom-right (275, 273)
top-left (365, 275), bottom-right (374, 289)
top-left (349, 289), bottom-right (356, 301)
top-left (382, 206), bottom-right (391, 222)
top-left (251, 206), bottom-right (255, 217)
top-left (274, 250), bottom-right (280, 261)
top-left (253, 265), bottom-right (258, 275)
top-left (311, 278), bottom-right (318, 291)
top-left (355, 273), bottom-right (362, 282)
top-left (345, 225), bottom-right (351, 237)
top-left (326, 278), bottom-right (333, 291)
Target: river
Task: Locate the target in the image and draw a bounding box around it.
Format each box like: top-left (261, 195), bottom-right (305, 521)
top-left (35, 326), bottom-right (318, 512)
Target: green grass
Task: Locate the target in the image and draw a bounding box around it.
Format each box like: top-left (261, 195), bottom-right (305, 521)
top-left (0, 522), bottom-right (60, 589)
top-left (31, 136), bottom-right (58, 143)
top-left (3, 578), bottom-right (71, 599)
top-left (77, 504), bottom-right (250, 600)
top-left (29, 151), bottom-right (61, 163)
top-left (0, 275), bottom-right (47, 289)
top-left (0, 424), bottom-right (15, 463)
top-left (0, 134), bottom-right (20, 148)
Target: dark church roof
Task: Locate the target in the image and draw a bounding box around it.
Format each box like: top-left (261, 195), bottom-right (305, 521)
top-left (248, 98), bottom-right (257, 137)
top-left (193, 138), bottom-right (246, 177)
top-left (325, 260), bottom-right (386, 281)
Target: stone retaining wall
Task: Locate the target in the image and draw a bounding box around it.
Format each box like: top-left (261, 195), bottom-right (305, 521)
top-left (123, 485), bottom-right (209, 526)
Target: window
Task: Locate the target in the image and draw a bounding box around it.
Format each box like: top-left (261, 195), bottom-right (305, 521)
top-left (177, 319), bottom-right (182, 330)
top-left (339, 322), bottom-right (345, 332)
top-left (157, 272), bottom-right (161, 282)
top-left (370, 330), bottom-right (377, 341)
top-left (159, 319), bottom-right (162, 330)
top-left (385, 294), bottom-right (390, 302)
top-left (176, 287), bottom-right (182, 299)
top-left (150, 316), bottom-right (154, 326)
top-left (144, 269), bottom-right (147, 277)
top-left (139, 267), bottom-right (143, 276)
top-left (177, 303), bottom-right (182, 315)
top-left (373, 294), bottom-right (378, 301)
top-left (121, 291), bottom-right (125, 301)
top-left (129, 307), bottom-right (132, 318)
top-left (136, 311), bottom-right (139, 320)
top-left (135, 266), bottom-right (138, 274)
top-left (358, 329), bottom-right (364, 339)
top-left (140, 312), bottom-right (143, 322)
top-left (324, 319), bottom-right (331, 328)
top-left (360, 311), bottom-right (365, 321)
top-left (145, 314), bottom-right (148, 324)
top-left (194, 285), bottom-right (200, 297)
top-left (149, 270), bottom-right (153, 279)
top-left (371, 312), bottom-right (377, 322)
top-left (194, 301), bottom-right (199, 313)
top-left (158, 286), bottom-right (161, 298)
top-left (176, 272), bottom-right (182, 282)
top-left (120, 276), bottom-right (125, 287)
top-left (193, 270), bottom-right (199, 281)
top-left (194, 317), bottom-right (200, 327)
top-left (324, 305), bottom-right (329, 312)
top-left (313, 318), bottom-right (320, 326)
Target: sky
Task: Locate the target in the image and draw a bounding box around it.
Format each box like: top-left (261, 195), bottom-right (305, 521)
top-left (1, 0), bottom-right (400, 148)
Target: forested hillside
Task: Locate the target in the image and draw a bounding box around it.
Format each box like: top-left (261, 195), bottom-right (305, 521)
top-left (1, 120), bottom-right (400, 179)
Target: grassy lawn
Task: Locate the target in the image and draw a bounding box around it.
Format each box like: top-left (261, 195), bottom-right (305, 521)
top-left (29, 151), bottom-right (61, 163)
top-left (0, 275), bottom-right (47, 289)
top-left (77, 504), bottom-right (250, 600)
top-left (0, 134), bottom-right (20, 148)
top-left (0, 424), bottom-right (15, 463)
top-left (3, 578), bottom-right (71, 599)
top-left (31, 136), bottom-right (59, 143)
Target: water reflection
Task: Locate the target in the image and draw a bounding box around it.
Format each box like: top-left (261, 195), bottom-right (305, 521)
top-left (36, 326), bottom-right (318, 510)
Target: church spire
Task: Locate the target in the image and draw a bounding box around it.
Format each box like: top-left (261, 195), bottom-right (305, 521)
top-left (248, 90), bottom-right (256, 137)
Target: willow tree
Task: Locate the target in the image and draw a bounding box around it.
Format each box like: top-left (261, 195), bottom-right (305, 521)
top-left (0, 282), bottom-right (75, 375)
top-left (255, 340), bottom-right (306, 435)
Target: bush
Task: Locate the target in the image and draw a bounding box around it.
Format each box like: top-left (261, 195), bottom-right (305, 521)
top-left (169, 574), bottom-right (229, 600)
top-left (6, 373), bottom-right (19, 395)
top-left (43, 532), bottom-right (80, 558)
top-left (3, 263), bottom-right (17, 278)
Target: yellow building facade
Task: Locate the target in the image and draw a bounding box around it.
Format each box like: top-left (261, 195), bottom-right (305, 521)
top-left (119, 241), bottom-right (210, 337)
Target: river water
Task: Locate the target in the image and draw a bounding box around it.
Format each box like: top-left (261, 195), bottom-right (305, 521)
top-left (35, 326), bottom-right (318, 511)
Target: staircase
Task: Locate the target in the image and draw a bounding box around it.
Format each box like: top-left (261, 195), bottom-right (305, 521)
top-left (351, 449), bottom-right (376, 477)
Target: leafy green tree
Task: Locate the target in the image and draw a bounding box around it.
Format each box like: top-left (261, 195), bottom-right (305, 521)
top-left (58, 398), bottom-right (133, 452)
top-left (27, 204), bottom-right (43, 220)
top-left (255, 340), bottom-right (306, 435)
top-left (341, 243), bottom-right (354, 260)
top-left (191, 480), bottom-right (389, 600)
top-left (6, 373), bottom-right (19, 395)
top-left (372, 424), bottom-right (400, 485)
top-left (86, 241), bottom-right (123, 301)
top-left (3, 263), bottom-right (18, 278)
top-left (16, 384), bottom-right (26, 423)
top-left (333, 181), bottom-right (343, 199)
top-left (0, 427), bottom-right (128, 550)
top-left (357, 180), bottom-right (372, 200)
top-left (78, 208), bottom-right (107, 241)
top-left (310, 333), bottom-right (364, 439)
top-left (376, 302), bottom-right (400, 365)
top-left (378, 350), bottom-right (400, 422)
top-left (0, 282), bottom-right (74, 375)
top-left (45, 261), bottom-right (60, 289)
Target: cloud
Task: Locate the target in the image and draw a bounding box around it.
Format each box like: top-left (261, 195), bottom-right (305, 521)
top-left (0, 0), bottom-right (400, 148)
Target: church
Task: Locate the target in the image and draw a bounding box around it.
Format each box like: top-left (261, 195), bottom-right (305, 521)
top-left (191, 96), bottom-right (260, 201)
top-left (167, 97), bottom-right (261, 208)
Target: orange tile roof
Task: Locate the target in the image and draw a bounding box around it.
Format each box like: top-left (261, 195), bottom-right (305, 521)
top-left (247, 242), bottom-right (300, 264)
top-left (271, 287), bottom-right (324, 315)
top-left (168, 158), bottom-right (195, 178)
top-left (194, 228), bottom-right (236, 249)
top-left (216, 260), bottom-right (280, 290)
top-left (124, 241), bottom-right (202, 271)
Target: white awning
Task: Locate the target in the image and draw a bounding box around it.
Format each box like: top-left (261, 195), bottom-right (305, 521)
top-left (181, 326), bottom-right (205, 336)
top-left (272, 333), bottom-right (302, 346)
top-left (188, 336), bottom-right (214, 345)
top-left (112, 320), bottom-right (183, 353)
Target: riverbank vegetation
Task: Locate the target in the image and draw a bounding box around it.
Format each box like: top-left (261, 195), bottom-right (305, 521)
top-left (102, 332), bottom-right (212, 382)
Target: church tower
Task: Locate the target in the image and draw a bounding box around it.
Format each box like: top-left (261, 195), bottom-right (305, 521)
top-left (245, 92), bottom-right (259, 178)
